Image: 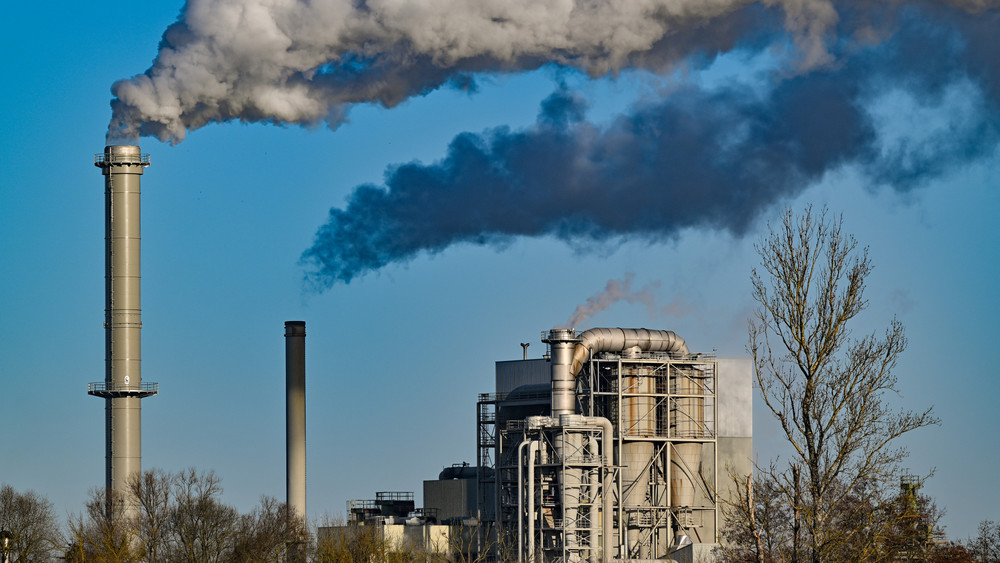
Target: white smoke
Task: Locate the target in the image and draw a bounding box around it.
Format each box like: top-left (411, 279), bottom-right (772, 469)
top-left (107, 0), bottom-right (884, 143)
top-left (565, 273), bottom-right (661, 329)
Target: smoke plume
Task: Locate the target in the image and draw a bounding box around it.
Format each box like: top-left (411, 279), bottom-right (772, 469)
top-left (108, 0), bottom-right (1000, 287)
top-left (301, 4), bottom-right (1000, 286)
top-left (564, 273), bottom-right (660, 329)
top-left (108, 0), bottom-right (782, 142)
top-left (112, 0), bottom-right (921, 143)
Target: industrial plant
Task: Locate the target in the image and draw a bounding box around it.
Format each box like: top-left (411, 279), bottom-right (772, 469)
top-left (475, 328), bottom-right (752, 562)
top-left (329, 328), bottom-right (752, 563)
top-left (87, 146), bottom-right (752, 562)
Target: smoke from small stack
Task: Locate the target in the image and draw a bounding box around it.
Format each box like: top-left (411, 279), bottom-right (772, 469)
top-left (564, 273), bottom-right (659, 329)
top-left (108, 0), bottom-right (1000, 288)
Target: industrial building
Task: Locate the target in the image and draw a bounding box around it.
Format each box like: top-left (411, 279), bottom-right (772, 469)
top-left (336, 327), bottom-right (752, 563)
top-left (321, 490), bottom-right (475, 559)
top-left (477, 328), bottom-right (752, 562)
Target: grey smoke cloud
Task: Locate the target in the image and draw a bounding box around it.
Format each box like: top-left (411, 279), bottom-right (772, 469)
top-left (300, 4), bottom-right (1000, 287)
top-left (108, 0), bottom-right (825, 143)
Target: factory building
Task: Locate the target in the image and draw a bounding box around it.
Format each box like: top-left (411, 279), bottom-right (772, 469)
top-left (320, 490), bottom-right (478, 560)
top-left (329, 327), bottom-right (751, 562)
top-left (476, 328), bottom-right (752, 562)
top-left (424, 463), bottom-right (484, 524)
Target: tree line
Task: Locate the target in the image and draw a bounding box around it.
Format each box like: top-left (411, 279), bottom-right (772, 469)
top-left (1, 468), bottom-right (306, 563)
top-left (0, 468), bottom-right (490, 563)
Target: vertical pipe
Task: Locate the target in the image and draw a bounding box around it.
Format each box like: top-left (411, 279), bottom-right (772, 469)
top-left (94, 145), bottom-right (153, 506)
top-left (527, 441), bottom-right (539, 563)
top-left (517, 439), bottom-right (530, 563)
top-left (581, 416), bottom-right (613, 563)
top-left (544, 329), bottom-right (579, 418)
top-left (285, 321), bottom-right (307, 521)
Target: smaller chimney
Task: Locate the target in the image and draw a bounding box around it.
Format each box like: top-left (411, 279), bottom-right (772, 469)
top-left (285, 321), bottom-right (306, 522)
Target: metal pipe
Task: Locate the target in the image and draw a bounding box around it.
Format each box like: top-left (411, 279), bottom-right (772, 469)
top-left (516, 438), bottom-right (530, 563)
top-left (547, 328), bottom-right (688, 419)
top-left (544, 329), bottom-right (579, 418)
top-left (571, 328), bottom-right (689, 376)
top-left (581, 416), bottom-right (613, 563)
top-left (285, 321), bottom-right (307, 521)
top-left (527, 440), bottom-right (539, 563)
top-left (90, 145), bottom-right (157, 508)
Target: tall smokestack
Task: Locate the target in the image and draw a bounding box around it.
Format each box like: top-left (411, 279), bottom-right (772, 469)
top-left (285, 321), bottom-right (306, 521)
top-left (89, 145), bottom-right (158, 504)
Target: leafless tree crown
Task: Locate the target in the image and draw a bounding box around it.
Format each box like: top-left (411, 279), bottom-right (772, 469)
top-left (746, 206), bottom-right (938, 562)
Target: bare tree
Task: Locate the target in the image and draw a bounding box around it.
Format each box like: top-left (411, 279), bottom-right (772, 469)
top-left (717, 470), bottom-right (793, 563)
top-left (228, 496), bottom-right (308, 563)
top-left (929, 543), bottom-right (977, 563)
top-left (314, 525), bottom-right (419, 563)
top-left (749, 206), bottom-right (938, 562)
top-left (66, 488), bottom-right (142, 563)
top-left (967, 520), bottom-right (1000, 563)
top-left (165, 469), bottom-right (238, 563)
top-left (127, 469), bottom-right (172, 563)
top-left (0, 484), bottom-right (62, 562)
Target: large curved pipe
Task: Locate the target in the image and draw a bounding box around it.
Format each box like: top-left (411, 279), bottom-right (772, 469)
top-left (548, 328), bottom-right (689, 418)
top-left (570, 328), bottom-right (689, 376)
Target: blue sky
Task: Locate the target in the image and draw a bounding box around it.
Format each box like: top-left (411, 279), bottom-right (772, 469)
top-left (1, 0), bottom-right (998, 543)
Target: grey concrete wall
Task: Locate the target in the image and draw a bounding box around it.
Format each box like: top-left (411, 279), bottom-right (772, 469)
top-left (718, 436), bottom-right (753, 477)
top-left (716, 358), bottom-right (752, 439)
top-left (495, 358), bottom-right (550, 395)
top-left (424, 478), bottom-right (477, 522)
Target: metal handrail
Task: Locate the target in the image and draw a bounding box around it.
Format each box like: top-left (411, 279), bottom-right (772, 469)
top-left (95, 153), bottom-right (150, 165)
top-left (88, 381), bottom-right (158, 393)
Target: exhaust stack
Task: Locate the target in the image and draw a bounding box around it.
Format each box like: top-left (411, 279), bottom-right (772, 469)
top-left (89, 145), bottom-right (158, 501)
top-left (285, 321), bottom-right (307, 521)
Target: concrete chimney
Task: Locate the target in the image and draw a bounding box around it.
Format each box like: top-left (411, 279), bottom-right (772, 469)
top-left (285, 321), bottom-right (306, 521)
top-left (89, 145), bottom-right (158, 503)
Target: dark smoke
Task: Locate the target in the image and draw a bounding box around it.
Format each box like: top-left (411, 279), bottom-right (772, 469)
top-left (301, 6), bottom-right (1000, 287)
top-left (301, 76), bottom-right (860, 285)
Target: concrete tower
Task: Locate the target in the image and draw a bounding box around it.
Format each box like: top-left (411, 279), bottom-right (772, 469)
top-left (285, 321), bottom-right (307, 521)
top-left (89, 145), bottom-right (157, 500)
